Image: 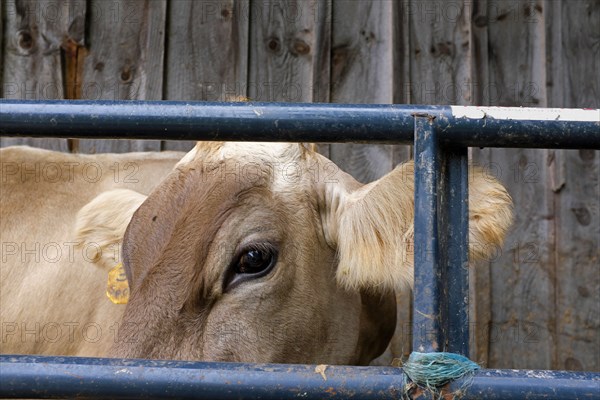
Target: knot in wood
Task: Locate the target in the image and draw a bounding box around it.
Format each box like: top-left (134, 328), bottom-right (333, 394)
top-left (431, 41), bottom-right (454, 58)
top-left (120, 67), bottom-right (133, 83)
top-left (266, 37), bottom-right (281, 53)
top-left (571, 206), bottom-right (591, 226)
top-left (579, 149), bottom-right (595, 161)
top-left (360, 30), bottom-right (376, 44)
top-left (291, 39), bottom-right (310, 56)
top-left (16, 30), bottom-right (35, 54)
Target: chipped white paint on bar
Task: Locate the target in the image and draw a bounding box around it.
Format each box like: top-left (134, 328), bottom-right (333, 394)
top-left (451, 106), bottom-right (600, 122)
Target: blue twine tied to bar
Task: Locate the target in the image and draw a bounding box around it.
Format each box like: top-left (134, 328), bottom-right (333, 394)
top-left (403, 352), bottom-right (480, 396)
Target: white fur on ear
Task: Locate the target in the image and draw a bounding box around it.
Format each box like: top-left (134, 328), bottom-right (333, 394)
top-left (324, 161), bottom-right (513, 293)
top-left (467, 167), bottom-right (514, 260)
top-left (74, 189), bottom-right (147, 271)
top-left (333, 162), bottom-right (415, 292)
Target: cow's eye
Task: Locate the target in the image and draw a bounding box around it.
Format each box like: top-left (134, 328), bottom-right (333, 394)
top-left (237, 249), bottom-right (274, 274)
top-left (224, 244), bottom-right (278, 291)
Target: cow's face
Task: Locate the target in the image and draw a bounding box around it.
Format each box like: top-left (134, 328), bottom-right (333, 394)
top-left (113, 142), bottom-right (512, 365)
top-left (112, 143), bottom-right (396, 364)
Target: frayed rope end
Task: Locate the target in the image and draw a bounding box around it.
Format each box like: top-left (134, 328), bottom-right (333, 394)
top-left (403, 352), bottom-right (480, 395)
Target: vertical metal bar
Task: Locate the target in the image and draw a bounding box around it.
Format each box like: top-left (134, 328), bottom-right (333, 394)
top-left (444, 147), bottom-right (470, 356)
top-left (413, 115), bottom-right (447, 352)
top-left (413, 117), bottom-right (470, 356)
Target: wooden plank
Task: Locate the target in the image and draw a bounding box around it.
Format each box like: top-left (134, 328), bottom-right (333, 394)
top-left (329, 0), bottom-right (394, 184)
top-left (547, 0), bottom-right (599, 371)
top-left (551, 148), bottom-right (600, 371)
top-left (248, 0), bottom-right (330, 103)
top-left (389, 0), bottom-right (413, 228)
top-left (547, 0), bottom-right (599, 109)
top-left (469, 0), bottom-right (492, 367)
top-left (247, 0), bottom-right (332, 157)
top-left (406, 0), bottom-right (473, 105)
top-left (162, 0), bottom-right (251, 151)
top-left (392, 0), bottom-right (410, 106)
top-left (1, 0), bottom-right (85, 151)
top-left (378, 0), bottom-right (477, 366)
top-left (326, 0), bottom-right (400, 366)
top-left (475, 0), bottom-right (554, 370)
top-left (0, 1), bottom-right (3, 88)
top-left (76, 0), bottom-right (166, 153)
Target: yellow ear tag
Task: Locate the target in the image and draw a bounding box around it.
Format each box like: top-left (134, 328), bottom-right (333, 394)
top-left (107, 263), bottom-right (129, 304)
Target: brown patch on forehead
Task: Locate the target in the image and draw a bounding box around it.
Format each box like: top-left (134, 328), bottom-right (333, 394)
top-left (124, 157), bottom-right (274, 310)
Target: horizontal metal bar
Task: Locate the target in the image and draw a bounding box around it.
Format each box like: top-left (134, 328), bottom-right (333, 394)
top-left (1, 100), bottom-right (598, 148)
top-left (446, 369), bottom-right (600, 400)
top-left (1, 356), bottom-right (598, 400)
top-left (0, 355), bottom-right (403, 399)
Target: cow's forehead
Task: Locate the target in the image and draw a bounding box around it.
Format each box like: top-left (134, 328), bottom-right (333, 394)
top-left (174, 141), bottom-right (319, 195)
top-left (221, 142), bottom-right (304, 161)
top-left (177, 142), bottom-right (308, 166)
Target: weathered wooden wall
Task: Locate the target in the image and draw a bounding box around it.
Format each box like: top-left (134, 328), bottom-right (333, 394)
top-left (1, 0), bottom-right (598, 371)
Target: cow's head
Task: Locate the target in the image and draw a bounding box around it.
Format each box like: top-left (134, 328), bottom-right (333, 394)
top-left (106, 142), bottom-right (512, 364)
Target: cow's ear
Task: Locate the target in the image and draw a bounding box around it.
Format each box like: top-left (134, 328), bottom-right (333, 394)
top-left (320, 161), bottom-right (415, 292)
top-left (74, 189), bottom-right (147, 271)
top-left (321, 160), bottom-right (513, 292)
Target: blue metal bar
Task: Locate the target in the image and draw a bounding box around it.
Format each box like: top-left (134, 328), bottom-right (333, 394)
top-left (0, 100), bottom-right (598, 148)
top-left (444, 146), bottom-right (470, 355)
top-left (1, 356), bottom-right (598, 400)
top-left (0, 355), bottom-right (404, 399)
top-left (444, 368), bottom-right (600, 400)
top-left (1, 101), bottom-right (599, 399)
top-left (413, 115), bottom-right (447, 353)
top-left (412, 117), bottom-right (470, 356)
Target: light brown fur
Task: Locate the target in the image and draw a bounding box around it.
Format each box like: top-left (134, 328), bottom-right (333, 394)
top-left (324, 161), bottom-right (513, 291)
top-left (74, 189), bottom-right (148, 271)
top-left (0, 146), bottom-right (183, 356)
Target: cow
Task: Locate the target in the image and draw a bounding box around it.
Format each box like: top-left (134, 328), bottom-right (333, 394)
top-left (0, 146), bottom-right (183, 356)
top-left (0, 142), bottom-right (512, 365)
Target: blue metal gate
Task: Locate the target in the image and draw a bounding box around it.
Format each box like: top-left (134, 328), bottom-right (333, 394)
top-left (1, 100), bottom-right (599, 399)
